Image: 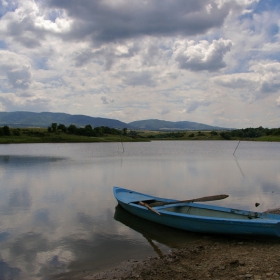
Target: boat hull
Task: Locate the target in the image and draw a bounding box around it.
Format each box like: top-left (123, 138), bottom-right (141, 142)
top-left (114, 187), bottom-right (280, 237)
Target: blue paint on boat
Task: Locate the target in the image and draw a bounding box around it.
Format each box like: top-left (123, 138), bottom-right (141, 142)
top-left (113, 187), bottom-right (280, 237)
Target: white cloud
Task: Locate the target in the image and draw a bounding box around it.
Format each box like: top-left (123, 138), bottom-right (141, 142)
top-left (277, 96), bottom-right (280, 107)
top-left (212, 61), bottom-right (280, 101)
top-left (174, 39), bottom-right (233, 72)
top-left (186, 100), bottom-right (212, 113)
top-left (101, 96), bottom-right (114, 104)
top-left (213, 109), bottom-right (225, 116)
top-left (0, 50), bottom-right (32, 89)
top-left (0, 0), bottom-right (279, 128)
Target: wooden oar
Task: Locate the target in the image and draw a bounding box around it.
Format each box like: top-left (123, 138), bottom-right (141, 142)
top-left (149, 194), bottom-right (229, 207)
top-left (139, 201), bottom-right (161, 215)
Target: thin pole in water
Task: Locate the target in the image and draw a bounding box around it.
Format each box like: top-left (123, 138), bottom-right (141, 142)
top-left (233, 140), bottom-right (240, 155)
top-left (119, 134), bottom-right (124, 153)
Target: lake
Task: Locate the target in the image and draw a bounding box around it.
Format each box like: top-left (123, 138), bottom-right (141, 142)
top-left (0, 141), bottom-right (280, 279)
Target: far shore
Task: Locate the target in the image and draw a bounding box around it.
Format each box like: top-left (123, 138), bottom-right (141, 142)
top-left (0, 126), bottom-right (280, 144)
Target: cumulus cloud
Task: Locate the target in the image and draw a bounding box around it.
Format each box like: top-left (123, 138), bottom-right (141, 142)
top-left (212, 73), bottom-right (255, 88)
top-left (175, 39), bottom-right (233, 72)
top-left (101, 96), bottom-right (114, 104)
top-left (186, 100), bottom-right (211, 113)
top-left (249, 62), bottom-right (280, 94)
top-left (0, 0), bottom-right (280, 128)
top-left (0, 0), bottom-right (19, 17)
top-left (213, 109), bottom-right (225, 116)
top-left (0, 50), bottom-right (32, 89)
top-left (160, 108), bottom-right (171, 115)
top-left (213, 61), bottom-right (280, 100)
top-left (73, 42), bottom-right (140, 69)
top-left (45, 0), bottom-right (234, 43)
top-left (119, 71), bottom-right (157, 87)
top-left (6, 66), bottom-right (31, 89)
top-left (0, 1), bottom-right (44, 48)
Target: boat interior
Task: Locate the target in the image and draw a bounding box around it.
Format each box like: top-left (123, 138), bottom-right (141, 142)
top-left (163, 206), bottom-right (260, 220)
top-left (130, 199), bottom-right (262, 219)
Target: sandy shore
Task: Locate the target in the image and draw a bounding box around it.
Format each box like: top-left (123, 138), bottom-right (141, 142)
top-left (53, 233), bottom-right (280, 280)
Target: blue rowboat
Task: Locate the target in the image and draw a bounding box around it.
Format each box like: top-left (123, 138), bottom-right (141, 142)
top-left (113, 187), bottom-right (280, 237)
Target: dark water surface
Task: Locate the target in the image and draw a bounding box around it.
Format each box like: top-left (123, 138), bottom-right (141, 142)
top-left (0, 141), bottom-right (280, 279)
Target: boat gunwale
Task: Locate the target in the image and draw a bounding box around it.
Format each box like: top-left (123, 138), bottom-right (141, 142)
top-left (114, 187), bottom-right (280, 224)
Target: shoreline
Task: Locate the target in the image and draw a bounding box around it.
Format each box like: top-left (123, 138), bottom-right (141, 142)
top-left (53, 234), bottom-right (280, 280)
top-left (53, 209), bottom-right (280, 280)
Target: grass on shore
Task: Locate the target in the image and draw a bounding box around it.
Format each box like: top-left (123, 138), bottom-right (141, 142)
top-left (0, 128), bottom-right (280, 144)
top-left (137, 130), bottom-right (280, 141)
top-left (0, 128), bottom-right (148, 144)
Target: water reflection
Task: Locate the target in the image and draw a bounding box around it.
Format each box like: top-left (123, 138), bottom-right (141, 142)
top-left (234, 156), bottom-right (245, 178)
top-left (114, 205), bottom-right (199, 254)
top-left (0, 155), bottom-right (66, 167)
top-left (0, 259), bottom-right (21, 280)
top-left (0, 142), bottom-right (279, 279)
top-left (9, 188), bottom-right (32, 210)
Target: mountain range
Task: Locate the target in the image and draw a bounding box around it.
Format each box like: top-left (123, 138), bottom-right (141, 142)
top-left (0, 112), bottom-right (229, 131)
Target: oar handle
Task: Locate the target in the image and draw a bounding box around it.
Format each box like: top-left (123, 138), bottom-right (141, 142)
top-left (139, 201), bottom-right (161, 215)
top-left (150, 194), bottom-right (229, 207)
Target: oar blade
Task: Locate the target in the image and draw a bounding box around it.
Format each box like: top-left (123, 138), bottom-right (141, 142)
top-left (193, 194), bottom-right (229, 202)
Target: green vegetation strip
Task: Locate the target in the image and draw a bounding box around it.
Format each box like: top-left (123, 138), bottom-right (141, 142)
top-left (0, 124), bottom-right (279, 143)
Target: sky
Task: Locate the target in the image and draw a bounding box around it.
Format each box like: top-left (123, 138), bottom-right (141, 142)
top-left (0, 0), bottom-right (280, 128)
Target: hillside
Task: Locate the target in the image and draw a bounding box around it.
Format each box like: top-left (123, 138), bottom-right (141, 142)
top-left (0, 112), bottom-right (229, 130)
top-left (0, 112), bottom-right (130, 129)
top-left (129, 119), bottom-right (228, 131)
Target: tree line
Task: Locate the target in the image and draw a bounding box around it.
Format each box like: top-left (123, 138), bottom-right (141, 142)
top-left (147, 132), bottom-right (186, 139)
top-left (0, 123), bottom-right (127, 137)
top-left (220, 126), bottom-right (280, 140)
top-left (1, 124), bottom-right (280, 140)
top-left (0, 125), bottom-right (11, 136)
top-left (48, 123), bottom-right (126, 137)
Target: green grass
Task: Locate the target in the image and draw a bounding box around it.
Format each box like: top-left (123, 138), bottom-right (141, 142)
top-left (0, 128), bottom-right (149, 144)
top-left (137, 130), bottom-right (280, 141)
top-left (137, 130), bottom-right (223, 140)
top-left (1, 128), bottom-right (279, 144)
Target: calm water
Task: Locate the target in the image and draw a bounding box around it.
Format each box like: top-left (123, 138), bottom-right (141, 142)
top-left (0, 141), bottom-right (280, 279)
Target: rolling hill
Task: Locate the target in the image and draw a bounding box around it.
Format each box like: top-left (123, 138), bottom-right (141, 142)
top-left (0, 112), bottom-right (229, 130)
top-left (128, 119), bottom-right (228, 130)
top-left (0, 112), bottom-right (130, 129)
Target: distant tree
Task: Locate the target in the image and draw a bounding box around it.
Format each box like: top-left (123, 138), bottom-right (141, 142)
top-left (85, 124), bottom-right (92, 130)
top-left (122, 128), bottom-right (127, 135)
top-left (110, 128), bottom-right (120, 135)
top-left (188, 133), bottom-right (195, 137)
top-left (12, 129), bottom-right (20, 136)
top-left (197, 132), bottom-right (205, 136)
top-left (67, 124), bottom-right (77, 134)
top-left (75, 128), bottom-right (85, 135)
top-left (84, 125), bottom-right (93, 136)
top-left (58, 124), bottom-right (67, 132)
top-left (272, 128), bottom-right (280, 135)
top-left (94, 126), bottom-right (104, 135)
top-left (48, 126), bottom-right (52, 133)
top-left (210, 131), bottom-right (218, 136)
top-left (51, 123), bottom-right (57, 132)
top-left (220, 132), bottom-right (231, 140)
top-left (3, 125), bottom-right (10, 135)
top-left (102, 126), bottom-right (112, 134)
top-left (0, 128), bottom-right (4, 136)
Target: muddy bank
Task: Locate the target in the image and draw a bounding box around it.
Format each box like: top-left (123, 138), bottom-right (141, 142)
top-left (54, 234), bottom-right (280, 280)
